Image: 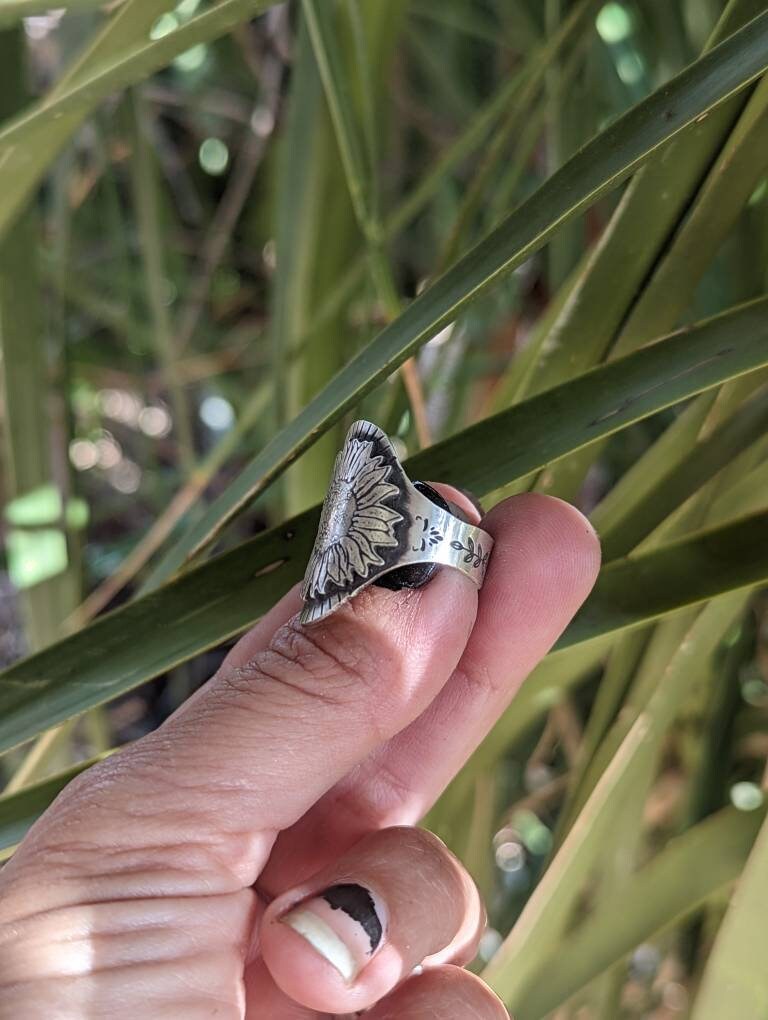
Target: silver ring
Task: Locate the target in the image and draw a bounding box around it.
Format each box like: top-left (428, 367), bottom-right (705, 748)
top-left (300, 420), bottom-right (494, 625)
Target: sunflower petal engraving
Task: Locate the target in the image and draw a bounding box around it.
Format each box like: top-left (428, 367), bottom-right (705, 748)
top-left (302, 426), bottom-right (404, 601)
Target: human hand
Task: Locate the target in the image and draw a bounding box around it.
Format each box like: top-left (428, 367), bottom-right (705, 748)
top-left (0, 489), bottom-right (599, 1018)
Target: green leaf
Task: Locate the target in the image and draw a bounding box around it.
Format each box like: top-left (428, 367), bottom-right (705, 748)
top-left (483, 584), bottom-right (755, 1010)
top-left (482, 715), bottom-right (653, 1005)
top-left (436, 0), bottom-right (603, 272)
top-left (0, 0), bottom-right (173, 239)
top-left (514, 806), bottom-right (766, 1019)
top-left (559, 519), bottom-right (766, 654)
top-left (274, 5), bottom-right (403, 512)
top-left (596, 385), bottom-right (768, 560)
top-left (548, 626), bottom-right (649, 851)
top-left (589, 392), bottom-right (720, 544)
top-left (617, 71), bottom-right (768, 352)
top-left (557, 590), bottom-right (751, 840)
top-left (0, 754), bottom-right (110, 853)
top-left (146, 12), bottom-right (768, 582)
top-left (2, 506), bottom-right (768, 759)
top-left (405, 298), bottom-right (768, 495)
top-left (301, 0), bottom-right (374, 234)
top-left (489, 0), bottom-right (768, 504)
top-left (0, 28), bottom-right (76, 649)
top-left (129, 90), bottom-right (196, 475)
top-left (691, 810), bottom-right (768, 1019)
top-left (441, 582), bottom-right (756, 830)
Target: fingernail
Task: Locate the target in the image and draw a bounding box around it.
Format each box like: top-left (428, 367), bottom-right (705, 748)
top-left (455, 486), bottom-right (484, 519)
top-left (280, 883), bottom-right (385, 983)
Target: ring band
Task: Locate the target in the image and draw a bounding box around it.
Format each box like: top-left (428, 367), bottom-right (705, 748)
top-left (300, 420), bottom-right (494, 625)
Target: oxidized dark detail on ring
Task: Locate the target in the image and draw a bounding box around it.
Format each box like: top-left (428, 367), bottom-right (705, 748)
top-left (300, 420), bottom-right (493, 625)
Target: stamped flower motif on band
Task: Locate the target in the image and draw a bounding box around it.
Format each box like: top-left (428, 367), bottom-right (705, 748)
top-left (302, 436), bottom-right (403, 600)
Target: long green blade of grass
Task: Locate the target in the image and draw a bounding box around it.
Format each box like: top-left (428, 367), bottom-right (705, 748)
top-left (2, 500), bottom-right (768, 757)
top-left (129, 90), bottom-right (196, 475)
top-left (406, 297), bottom-right (768, 490)
top-left (515, 806), bottom-right (766, 1019)
top-left (436, 0), bottom-right (602, 272)
top-left (596, 385), bottom-right (768, 560)
top-left (482, 714), bottom-right (653, 1005)
top-left (616, 71), bottom-right (768, 352)
top-left (556, 590), bottom-right (751, 844)
top-left (275, 5), bottom-right (403, 512)
top-left (483, 585), bottom-right (753, 1009)
top-left (590, 394), bottom-right (720, 542)
top-left (301, 0), bottom-right (373, 236)
top-left (303, 0), bottom-right (431, 449)
top-left (145, 12), bottom-right (768, 583)
top-left (0, 28), bottom-right (75, 652)
top-left (690, 809), bottom-right (768, 1018)
top-left (491, 0), bottom-right (768, 503)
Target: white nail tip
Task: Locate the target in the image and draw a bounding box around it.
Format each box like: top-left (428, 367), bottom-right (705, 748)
top-left (282, 907), bottom-right (358, 982)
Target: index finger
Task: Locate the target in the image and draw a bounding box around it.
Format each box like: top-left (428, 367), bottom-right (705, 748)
top-left (258, 492), bottom-right (600, 891)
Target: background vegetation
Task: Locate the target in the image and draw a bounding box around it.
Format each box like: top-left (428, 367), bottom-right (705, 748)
top-left (1, 0), bottom-right (768, 1015)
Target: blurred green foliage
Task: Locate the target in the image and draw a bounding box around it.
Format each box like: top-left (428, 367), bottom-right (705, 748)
top-left (2, 1), bottom-right (768, 1016)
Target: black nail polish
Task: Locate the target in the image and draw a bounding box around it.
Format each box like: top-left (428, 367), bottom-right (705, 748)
top-left (322, 883), bottom-right (383, 953)
top-left (281, 881), bottom-right (386, 982)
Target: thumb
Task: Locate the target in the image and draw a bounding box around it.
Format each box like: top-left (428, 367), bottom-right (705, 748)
top-left (6, 554), bottom-right (478, 901)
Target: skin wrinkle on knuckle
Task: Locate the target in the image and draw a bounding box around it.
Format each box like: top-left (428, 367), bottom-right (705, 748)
top-left (44, 949), bottom-right (242, 1005)
top-left (0, 895), bottom-right (253, 1012)
top-left (219, 612), bottom-right (401, 724)
top-left (274, 613), bottom-right (393, 691)
top-left (450, 660), bottom-right (508, 703)
top-left (4, 898), bottom-right (249, 959)
top-left (353, 755), bottom-right (426, 825)
top-left (7, 773), bottom-right (257, 898)
top-left (41, 744), bottom-right (191, 828)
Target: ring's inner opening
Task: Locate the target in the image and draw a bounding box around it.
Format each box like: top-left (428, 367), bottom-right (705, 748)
top-left (375, 481), bottom-right (450, 592)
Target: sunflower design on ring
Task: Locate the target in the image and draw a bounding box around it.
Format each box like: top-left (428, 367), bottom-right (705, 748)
top-left (302, 436), bottom-right (404, 600)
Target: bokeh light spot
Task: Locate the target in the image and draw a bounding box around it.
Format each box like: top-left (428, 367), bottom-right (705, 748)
top-left (617, 51), bottom-right (645, 85)
top-left (138, 406), bottom-right (172, 438)
top-left (199, 137), bottom-right (229, 176)
top-left (596, 3), bottom-right (632, 43)
top-left (200, 395), bottom-right (235, 431)
top-left (730, 781), bottom-right (764, 812)
top-left (69, 439), bottom-right (99, 471)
